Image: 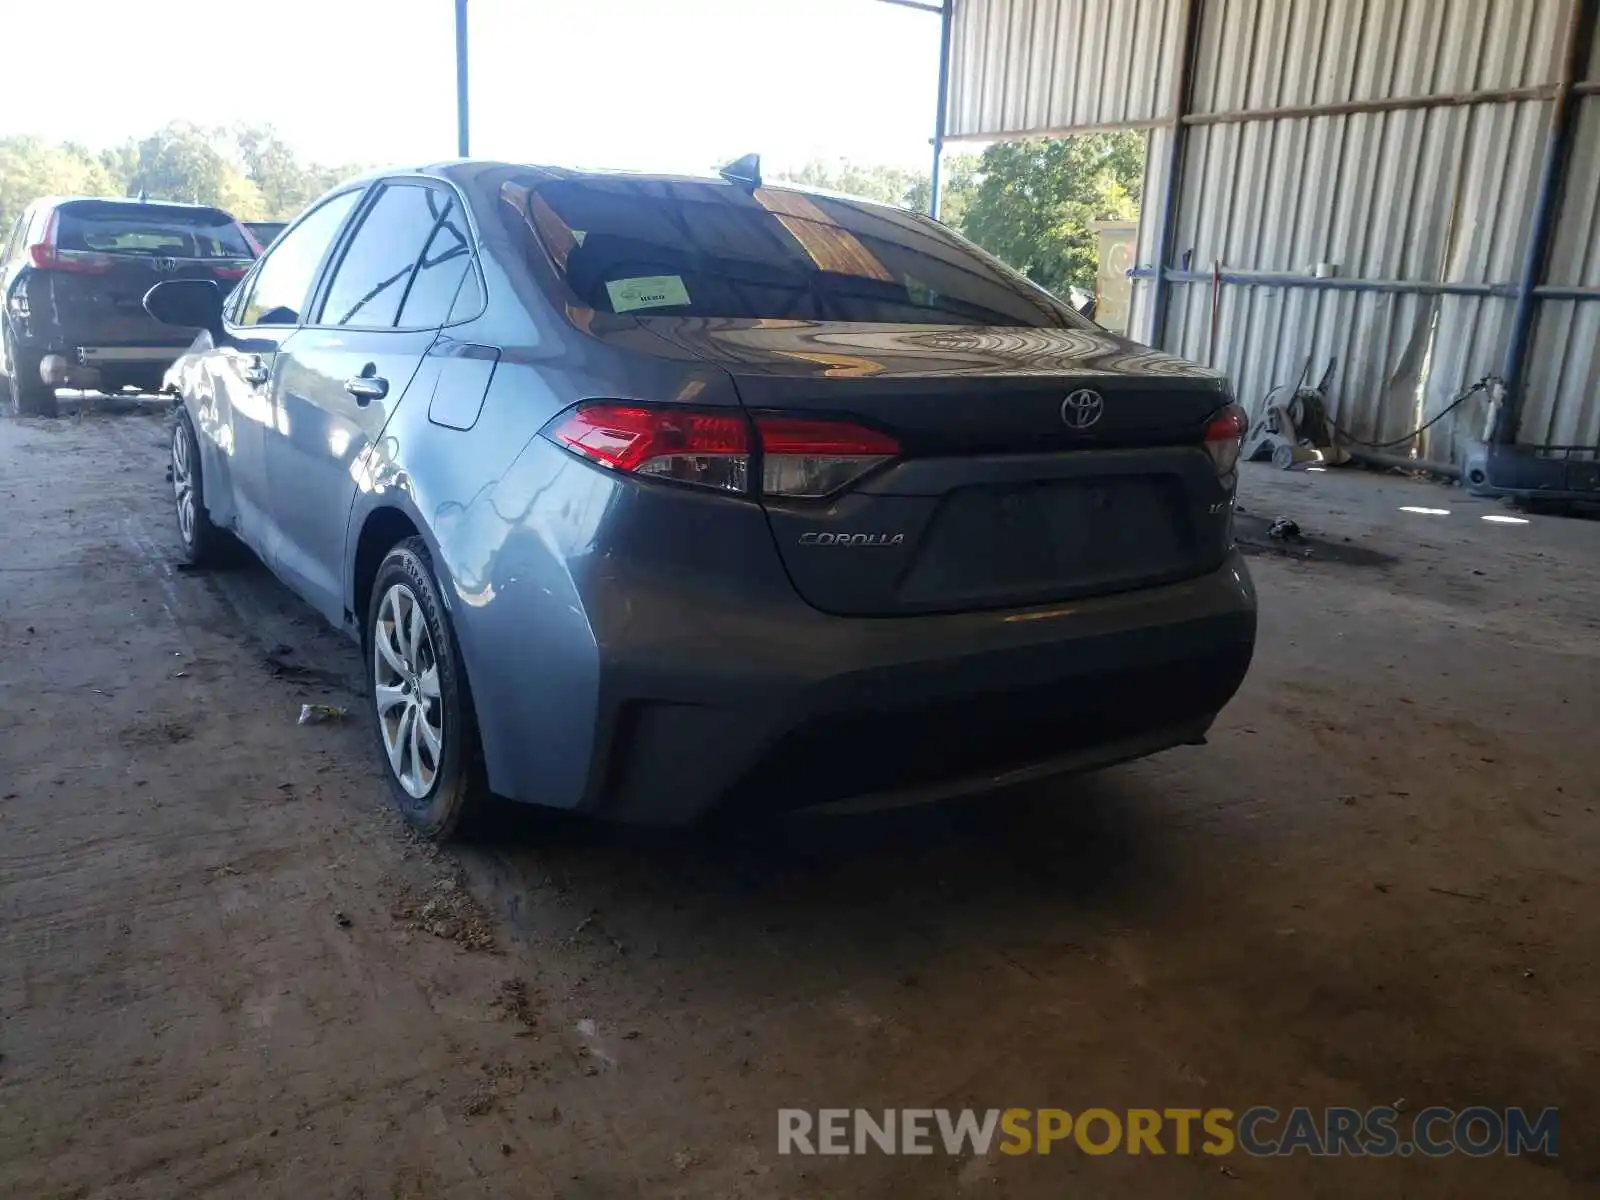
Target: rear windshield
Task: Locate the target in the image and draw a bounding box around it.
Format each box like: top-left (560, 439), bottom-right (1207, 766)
top-left (55, 202), bottom-right (253, 259)
top-left (508, 177), bottom-right (1083, 328)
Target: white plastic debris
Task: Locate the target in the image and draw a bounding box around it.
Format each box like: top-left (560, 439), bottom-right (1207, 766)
top-left (298, 703), bottom-right (348, 726)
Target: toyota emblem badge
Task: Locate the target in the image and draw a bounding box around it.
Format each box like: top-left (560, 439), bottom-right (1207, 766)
top-left (1061, 388), bottom-right (1105, 430)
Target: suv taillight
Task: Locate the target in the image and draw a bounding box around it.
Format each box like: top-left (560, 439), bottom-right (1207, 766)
top-left (29, 246), bottom-right (114, 274)
top-left (1203, 403), bottom-right (1248, 479)
top-left (27, 211), bottom-right (113, 275)
top-left (542, 403), bottom-right (900, 498)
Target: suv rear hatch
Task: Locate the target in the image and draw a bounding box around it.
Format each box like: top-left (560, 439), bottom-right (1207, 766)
top-left (27, 200), bottom-right (255, 345)
top-left (644, 318), bottom-right (1240, 616)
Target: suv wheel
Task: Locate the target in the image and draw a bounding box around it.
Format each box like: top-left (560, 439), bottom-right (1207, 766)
top-left (367, 537), bottom-right (487, 840)
top-left (3, 334), bottom-right (57, 417)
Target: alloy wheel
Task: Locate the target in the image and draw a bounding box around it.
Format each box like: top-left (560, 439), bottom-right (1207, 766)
top-left (373, 583), bottom-right (445, 799)
top-left (171, 424), bottom-right (195, 545)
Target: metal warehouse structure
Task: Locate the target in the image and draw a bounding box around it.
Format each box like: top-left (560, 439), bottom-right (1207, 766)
top-left (941, 0), bottom-right (1600, 488)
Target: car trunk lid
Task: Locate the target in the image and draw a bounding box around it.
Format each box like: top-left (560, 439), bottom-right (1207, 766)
top-left (641, 318), bottom-right (1239, 616)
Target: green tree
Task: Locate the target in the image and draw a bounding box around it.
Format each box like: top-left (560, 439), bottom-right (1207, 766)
top-left (907, 153), bottom-right (981, 226)
top-left (775, 159), bottom-right (928, 209)
top-left (772, 154), bottom-right (981, 225)
top-left (0, 123), bottom-right (365, 235)
top-left (237, 124), bottom-right (351, 217)
top-left (129, 122), bottom-right (235, 205)
top-left (98, 140), bottom-right (141, 194)
top-left (958, 132), bottom-right (1145, 297)
top-left (0, 136), bottom-right (117, 232)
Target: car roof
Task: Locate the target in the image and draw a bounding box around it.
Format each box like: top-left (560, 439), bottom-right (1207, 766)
top-left (30, 195), bottom-right (225, 211)
top-left (350, 160), bottom-right (910, 213)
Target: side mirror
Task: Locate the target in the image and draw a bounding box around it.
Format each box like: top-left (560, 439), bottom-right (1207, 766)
top-left (144, 279), bottom-right (223, 333)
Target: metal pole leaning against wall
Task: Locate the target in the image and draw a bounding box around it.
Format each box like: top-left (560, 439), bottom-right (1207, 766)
top-left (1149, 0), bottom-right (1204, 349)
top-left (1494, 0), bottom-right (1597, 444)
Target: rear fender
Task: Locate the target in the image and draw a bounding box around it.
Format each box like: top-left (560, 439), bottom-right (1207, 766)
top-left (346, 354), bottom-right (608, 808)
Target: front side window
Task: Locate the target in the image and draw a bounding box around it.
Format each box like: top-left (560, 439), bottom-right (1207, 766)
top-left (318, 183), bottom-right (454, 328)
top-left (238, 191), bottom-right (361, 327)
top-left (507, 177), bottom-right (1083, 329)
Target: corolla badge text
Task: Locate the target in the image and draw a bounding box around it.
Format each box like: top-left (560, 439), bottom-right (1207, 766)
top-left (799, 532), bottom-right (906, 546)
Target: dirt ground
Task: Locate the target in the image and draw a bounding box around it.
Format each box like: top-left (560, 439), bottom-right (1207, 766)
top-left (1, 399), bottom-right (1596, 1200)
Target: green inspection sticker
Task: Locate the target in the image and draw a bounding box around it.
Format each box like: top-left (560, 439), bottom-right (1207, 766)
top-left (605, 275), bottom-right (691, 313)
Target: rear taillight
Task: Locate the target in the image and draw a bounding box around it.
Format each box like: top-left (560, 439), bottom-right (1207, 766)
top-left (1203, 403), bottom-right (1248, 479)
top-left (26, 210), bottom-right (113, 274)
top-left (542, 403), bottom-right (901, 499)
top-left (29, 247), bottom-right (114, 274)
top-left (545, 403), bottom-right (751, 493)
top-left (213, 263), bottom-right (251, 279)
top-left (755, 415), bottom-right (899, 498)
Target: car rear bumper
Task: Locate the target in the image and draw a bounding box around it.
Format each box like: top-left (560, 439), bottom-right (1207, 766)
top-left (494, 549), bottom-right (1256, 825)
top-left (11, 292), bottom-right (193, 384)
top-left (74, 344), bottom-right (188, 365)
top-left (30, 345), bottom-right (190, 390)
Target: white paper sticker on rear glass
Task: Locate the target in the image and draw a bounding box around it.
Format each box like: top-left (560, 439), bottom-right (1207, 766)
top-left (605, 275), bottom-right (691, 313)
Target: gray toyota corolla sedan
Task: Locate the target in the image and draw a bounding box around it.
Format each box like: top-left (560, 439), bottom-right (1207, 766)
top-left (144, 160), bottom-right (1256, 840)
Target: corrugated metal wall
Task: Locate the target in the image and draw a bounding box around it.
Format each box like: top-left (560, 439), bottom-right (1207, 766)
top-left (948, 0), bottom-right (1186, 134)
top-left (946, 0), bottom-right (1600, 465)
top-left (1521, 34), bottom-right (1600, 450)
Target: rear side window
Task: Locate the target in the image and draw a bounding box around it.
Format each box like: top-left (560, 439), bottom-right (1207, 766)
top-left (447, 265), bottom-right (484, 323)
top-left (396, 198), bottom-right (474, 328)
top-left (507, 177), bottom-right (1081, 329)
top-left (54, 202), bottom-right (253, 259)
top-left (319, 183), bottom-right (463, 329)
top-left (238, 191), bottom-right (361, 327)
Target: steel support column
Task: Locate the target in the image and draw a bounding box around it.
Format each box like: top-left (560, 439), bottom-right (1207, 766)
top-left (455, 0), bottom-right (471, 157)
top-left (1148, 0), bottom-right (1203, 349)
top-left (1495, 0), bottom-right (1597, 443)
top-left (930, 0), bottom-right (954, 218)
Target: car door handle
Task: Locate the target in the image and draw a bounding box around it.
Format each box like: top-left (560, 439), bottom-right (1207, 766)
top-left (242, 357), bottom-right (269, 385)
top-left (345, 373), bottom-right (389, 405)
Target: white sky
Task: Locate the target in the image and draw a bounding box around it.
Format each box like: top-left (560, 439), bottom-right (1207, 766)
top-left (2, 0), bottom-right (946, 175)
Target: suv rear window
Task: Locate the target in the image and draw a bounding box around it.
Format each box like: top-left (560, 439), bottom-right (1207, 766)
top-left (55, 202), bottom-right (253, 259)
top-left (507, 177), bottom-right (1081, 329)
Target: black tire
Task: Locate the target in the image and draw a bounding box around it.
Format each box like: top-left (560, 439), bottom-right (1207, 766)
top-left (170, 406), bottom-right (228, 565)
top-left (366, 537), bottom-right (487, 841)
top-left (3, 333), bottom-right (57, 417)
